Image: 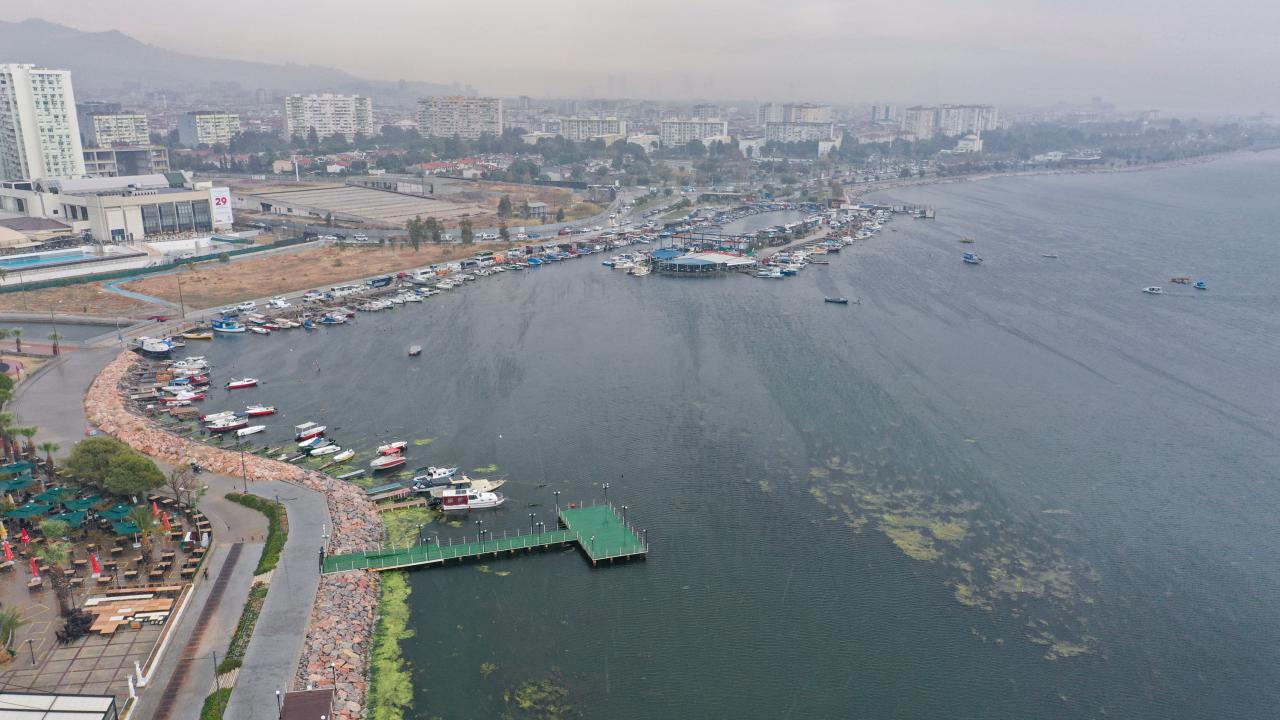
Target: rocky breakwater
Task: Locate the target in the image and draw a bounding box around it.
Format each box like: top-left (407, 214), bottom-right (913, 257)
top-left (85, 351), bottom-right (384, 719)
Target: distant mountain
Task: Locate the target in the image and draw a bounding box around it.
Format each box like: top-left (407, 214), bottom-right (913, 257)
top-left (0, 19), bottom-right (463, 104)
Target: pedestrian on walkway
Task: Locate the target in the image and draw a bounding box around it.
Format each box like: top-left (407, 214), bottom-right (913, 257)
top-left (203, 568), bottom-right (209, 580)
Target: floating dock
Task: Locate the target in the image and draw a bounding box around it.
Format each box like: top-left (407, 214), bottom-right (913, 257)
top-left (321, 501), bottom-right (647, 574)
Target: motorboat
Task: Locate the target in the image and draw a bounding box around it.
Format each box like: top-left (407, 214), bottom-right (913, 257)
top-left (245, 313), bottom-right (267, 324)
top-left (212, 319), bottom-right (246, 333)
top-left (132, 337), bottom-right (176, 359)
top-left (408, 345), bottom-right (422, 357)
top-left (630, 265), bottom-right (651, 277)
top-left (302, 318), bottom-right (316, 330)
top-left (208, 417), bottom-right (248, 432)
top-left (756, 269), bottom-right (784, 279)
top-left (180, 331), bottom-right (214, 340)
top-left (1170, 276), bottom-right (1193, 284)
top-left (416, 466), bottom-right (457, 482)
top-left (962, 252), bottom-right (983, 265)
top-left (319, 314), bottom-right (345, 325)
top-left (249, 326), bottom-right (270, 335)
top-left (201, 411), bottom-right (237, 423)
top-left (245, 405), bottom-right (276, 417)
top-left (171, 356), bottom-right (209, 370)
top-left (311, 444), bottom-right (343, 457)
top-left (1142, 286), bottom-right (1164, 294)
top-left (298, 435), bottom-right (328, 449)
top-left (226, 378), bottom-right (259, 390)
top-left (423, 474), bottom-right (505, 498)
top-left (824, 297), bottom-right (850, 304)
top-left (1041, 253), bottom-right (1059, 259)
top-left (332, 449), bottom-right (355, 463)
top-left (236, 425), bottom-right (266, 438)
top-left (370, 454), bottom-right (407, 471)
top-left (436, 488), bottom-right (506, 511)
top-left (376, 441), bottom-right (408, 455)
top-left (1193, 281), bottom-right (1207, 290)
top-left (294, 422), bottom-right (326, 440)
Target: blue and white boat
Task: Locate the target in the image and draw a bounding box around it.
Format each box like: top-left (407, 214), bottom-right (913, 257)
top-left (131, 337), bottom-right (176, 359)
top-left (302, 318), bottom-right (316, 330)
top-left (319, 314), bottom-right (345, 325)
top-left (1193, 281), bottom-right (1207, 290)
top-left (962, 252), bottom-right (983, 265)
top-left (211, 318), bottom-right (246, 333)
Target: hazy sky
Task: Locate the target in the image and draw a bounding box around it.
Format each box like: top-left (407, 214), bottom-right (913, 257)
top-left (4, 0), bottom-right (1278, 112)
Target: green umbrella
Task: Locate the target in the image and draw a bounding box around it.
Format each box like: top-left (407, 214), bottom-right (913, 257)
top-left (33, 487), bottom-right (73, 503)
top-left (63, 496), bottom-right (101, 512)
top-left (99, 504), bottom-right (134, 520)
top-left (0, 475), bottom-right (34, 493)
top-left (112, 521), bottom-right (140, 536)
top-left (47, 511), bottom-right (86, 528)
top-left (0, 461), bottom-right (35, 476)
top-left (5, 503), bottom-right (53, 519)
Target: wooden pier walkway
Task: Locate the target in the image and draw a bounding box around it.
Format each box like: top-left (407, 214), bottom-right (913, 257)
top-left (322, 502), bottom-right (647, 574)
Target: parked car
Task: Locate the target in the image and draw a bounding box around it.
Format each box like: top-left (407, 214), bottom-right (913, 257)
top-left (236, 301), bottom-right (257, 311)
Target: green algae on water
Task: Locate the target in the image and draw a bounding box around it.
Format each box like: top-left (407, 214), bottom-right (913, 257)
top-left (473, 464), bottom-right (498, 474)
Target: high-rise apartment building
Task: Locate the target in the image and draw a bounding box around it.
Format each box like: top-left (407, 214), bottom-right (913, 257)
top-left (901, 104), bottom-right (999, 138)
top-left (178, 111), bottom-right (242, 146)
top-left (558, 117), bottom-right (628, 142)
top-left (758, 102), bottom-right (832, 127)
top-left (691, 104), bottom-right (722, 121)
top-left (80, 111), bottom-right (151, 147)
top-left (659, 119), bottom-right (729, 147)
top-left (283, 94), bottom-right (374, 141)
top-left (764, 121), bottom-right (836, 143)
top-left (0, 64), bottom-right (85, 179)
top-left (416, 97), bottom-right (503, 139)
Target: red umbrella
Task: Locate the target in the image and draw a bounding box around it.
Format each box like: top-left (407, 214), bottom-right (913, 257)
top-left (29, 557), bottom-right (38, 577)
top-left (90, 553), bottom-right (101, 575)
top-left (2, 541), bottom-right (11, 562)
top-left (161, 513), bottom-right (171, 531)
top-left (151, 501), bottom-right (161, 517)
top-left (20, 528), bottom-right (29, 545)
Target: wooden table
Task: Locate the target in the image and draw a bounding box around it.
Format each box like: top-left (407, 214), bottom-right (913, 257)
top-left (148, 569), bottom-right (165, 581)
top-left (123, 570), bottom-right (138, 580)
top-left (96, 575), bottom-right (113, 585)
top-left (160, 551), bottom-right (176, 561)
top-left (69, 577), bottom-right (84, 587)
top-left (27, 577), bottom-right (43, 590)
top-left (73, 559), bottom-right (88, 569)
top-left (110, 547), bottom-right (124, 556)
top-left (180, 567), bottom-right (196, 578)
top-left (155, 561), bottom-right (172, 571)
top-left (103, 560), bottom-right (118, 570)
top-left (0, 561), bottom-right (13, 572)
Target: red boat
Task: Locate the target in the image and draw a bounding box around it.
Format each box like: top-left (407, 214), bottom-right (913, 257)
top-left (164, 392), bottom-right (206, 403)
top-left (376, 441), bottom-right (407, 455)
top-left (225, 378), bottom-right (259, 390)
top-left (245, 405), bottom-right (276, 417)
top-left (208, 417), bottom-right (248, 432)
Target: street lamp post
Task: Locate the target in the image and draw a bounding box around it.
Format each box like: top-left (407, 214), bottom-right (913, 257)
top-left (603, 482), bottom-right (610, 503)
top-left (27, 638), bottom-right (34, 664)
top-left (528, 513), bottom-right (536, 534)
top-left (211, 649), bottom-right (220, 689)
top-left (237, 437), bottom-right (248, 493)
top-left (553, 490), bottom-right (560, 516)
top-left (329, 662), bottom-right (338, 688)
top-left (621, 505), bottom-right (628, 524)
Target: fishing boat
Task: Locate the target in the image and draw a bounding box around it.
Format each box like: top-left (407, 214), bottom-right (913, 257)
top-left (132, 337), bottom-right (176, 359)
top-left (302, 318), bottom-right (316, 330)
top-left (824, 297), bottom-right (850, 304)
top-left (236, 425), bottom-right (266, 438)
top-left (436, 488), bottom-right (506, 511)
top-left (1041, 253), bottom-right (1059, 259)
top-left (962, 252), bottom-right (983, 265)
top-left (1193, 281), bottom-right (1207, 290)
top-left (311, 444), bottom-right (342, 457)
top-left (201, 411), bottom-right (237, 423)
top-left (212, 319), bottom-right (246, 333)
top-left (422, 474), bottom-right (506, 498)
top-left (181, 331), bottom-right (214, 340)
top-left (408, 345), bottom-right (422, 357)
top-left (376, 441), bottom-right (408, 455)
top-left (1170, 276), bottom-right (1193, 284)
top-left (249, 326), bottom-right (270, 335)
top-left (319, 314), bottom-right (345, 325)
top-left (416, 466), bottom-right (457, 482)
top-left (225, 378), bottom-right (259, 390)
top-left (262, 322), bottom-right (283, 331)
top-left (245, 405), bottom-right (276, 417)
top-left (208, 417), bottom-right (248, 432)
top-left (298, 435), bottom-right (328, 449)
top-left (332, 449), bottom-right (355, 463)
top-left (1142, 286), bottom-right (1164, 294)
top-left (370, 454), bottom-right (407, 471)
top-left (294, 422), bottom-right (326, 440)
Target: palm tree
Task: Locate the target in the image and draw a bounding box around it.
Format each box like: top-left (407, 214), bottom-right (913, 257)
top-left (34, 520), bottom-right (73, 616)
top-left (0, 607), bottom-right (28, 663)
top-left (37, 442), bottom-right (59, 479)
top-left (10, 328), bottom-right (21, 353)
top-left (0, 413), bottom-right (16, 461)
top-left (16, 427), bottom-right (36, 458)
top-left (47, 331), bottom-right (61, 356)
top-left (125, 507), bottom-right (160, 564)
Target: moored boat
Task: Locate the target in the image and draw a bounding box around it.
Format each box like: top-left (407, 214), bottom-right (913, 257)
top-left (181, 331), bottom-right (214, 340)
top-left (298, 435), bottom-right (328, 449)
top-left (311, 443), bottom-right (342, 457)
top-left (212, 319), bottom-right (246, 333)
top-left (249, 326), bottom-right (270, 335)
top-left (332, 449), bottom-right (355, 463)
top-left (1142, 286), bottom-right (1164, 294)
top-left (370, 454), bottom-right (407, 471)
top-left (201, 410), bottom-right (237, 423)
top-left (376, 441), bottom-right (408, 455)
top-left (436, 487), bottom-right (506, 511)
top-left (245, 405), bottom-right (276, 417)
top-left (226, 378), bottom-right (259, 390)
top-left (294, 421), bottom-right (326, 440)
top-left (208, 417), bottom-right (248, 432)
top-left (236, 425), bottom-right (266, 438)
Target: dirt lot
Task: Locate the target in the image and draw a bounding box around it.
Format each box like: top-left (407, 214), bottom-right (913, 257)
top-left (121, 243), bottom-right (512, 309)
top-left (0, 284), bottom-right (158, 317)
top-left (447, 183), bottom-right (603, 225)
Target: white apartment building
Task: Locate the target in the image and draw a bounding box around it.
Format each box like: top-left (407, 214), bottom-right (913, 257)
top-left (901, 106), bottom-right (938, 139)
top-left (764, 121), bottom-right (836, 143)
top-left (558, 117), bottom-right (628, 142)
top-left (660, 119), bottom-right (729, 147)
top-left (81, 112), bottom-right (151, 147)
top-left (283, 94), bottom-right (374, 141)
top-left (178, 111), bottom-right (242, 146)
top-left (901, 104), bottom-right (999, 139)
top-left (0, 64), bottom-right (85, 179)
top-left (758, 103), bottom-right (831, 126)
top-left (416, 97), bottom-right (503, 139)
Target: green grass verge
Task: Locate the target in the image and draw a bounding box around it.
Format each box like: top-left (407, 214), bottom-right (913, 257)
top-left (217, 583), bottom-right (269, 673)
top-left (225, 493), bottom-right (286, 574)
top-left (199, 687), bottom-right (232, 720)
top-left (369, 571), bottom-right (414, 720)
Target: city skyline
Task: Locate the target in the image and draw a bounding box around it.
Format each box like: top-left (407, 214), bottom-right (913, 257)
top-left (2, 1), bottom-right (1278, 114)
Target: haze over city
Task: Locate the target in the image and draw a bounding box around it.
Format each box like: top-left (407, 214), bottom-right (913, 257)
top-left (3, 0), bottom-right (1279, 112)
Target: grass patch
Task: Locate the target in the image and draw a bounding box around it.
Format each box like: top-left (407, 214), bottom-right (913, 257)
top-left (225, 493), bottom-right (287, 574)
top-left (199, 687), bottom-right (232, 720)
top-left (218, 583), bottom-right (269, 673)
top-left (370, 572), bottom-right (414, 720)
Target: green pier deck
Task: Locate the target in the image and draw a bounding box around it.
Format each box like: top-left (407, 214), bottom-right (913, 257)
top-left (322, 502), bottom-right (647, 574)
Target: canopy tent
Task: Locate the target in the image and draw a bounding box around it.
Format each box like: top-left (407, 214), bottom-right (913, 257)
top-left (112, 521), bottom-right (140, 536)
top-left (0, 461), bottom-right (35, 475)
top-left (62, 496), bottom-right (102, 512)
top-left (99, 504), bottom-right (135, 520)
top-left (33, 487), bottom-right (74, 503)
top-left (0, 475), bottom-right (34, 493)
top-left (47, 510), bottom-right (86, 528)
top-left (5, 502), bottom-right (53, 519)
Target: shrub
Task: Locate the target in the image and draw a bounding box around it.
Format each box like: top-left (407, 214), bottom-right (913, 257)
top-left (225, 493), bottom-right (286, 574)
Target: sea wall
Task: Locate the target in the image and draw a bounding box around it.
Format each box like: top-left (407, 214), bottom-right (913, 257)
top-left (85, 351), bottom-right (382, 719)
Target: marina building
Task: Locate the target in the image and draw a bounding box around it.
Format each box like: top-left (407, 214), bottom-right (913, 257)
top-left (659, 119), bottom-right (729, 147)
top-left (416, 97), bottom-right (503, 139)
top-left (0, 64), bottom-right (85, 179)
top-left (283, 94), bottom-right (374, 141)
top-left (177, 111), bottom-right (242, 147)
top-left (557, 117), bottom-right (628, 142)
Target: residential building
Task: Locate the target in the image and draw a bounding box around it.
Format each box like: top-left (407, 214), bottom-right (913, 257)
top-left (558, 117), bottom-right (627, 142)
top-left (901, 106), bottom-right (939, 139)
top-left (83, 146), bottom-right (170, 176)
top-left (901, 104), bottom-right (999, 139)
top-left (757, 102), bottom-right (831, 126)
top-left (521, 131), bottom-right (557, 145)
top-left (0, 64), bottom-right (85, 179)
top-left (283, 94), bottom-right (374, 141)
top-left (0, 174), bottom-right (231, 242)
top-left (416, 97), bottom-right (503, 139)
top-left (659, 119), bottom-right (729, 147)
top-left (78, 109), bottom-right (150, 147)
top-left (625, 134), bottom-right (660, 154)
top-left (691, 104), bottom-right (721, 121)
top-left (178, 111), bottom-right (242, 146)
top-left (954, 134), bottom-right (983, 153)
top-left (764, 121), bottom-right (836, 143)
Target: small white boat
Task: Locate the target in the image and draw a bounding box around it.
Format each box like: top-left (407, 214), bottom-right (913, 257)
top-left (295, 422), bottom-right (326, 440)
top-left (245, 405), bottom-right (276, 417)
top-left (1142, 286), bottom-right (1164, 295)
top-left (370, 454), bottom-right (407, 471)
top-left (437, 488), bottom-right (506, 511)
top-left (201, 411), bottom-right (237, 423)
top-left (226, 378), bottom-right (259, 390)
top-left (311, 444), bottom-right (342, 457)
top-left (332, 449), bottom-right (355, 463)
top-left (420, 466), bottom-right (457, 481)
top-left (376, 441), bottom-right (408, 455)
top-left (249, 326), bottom-right (270, 335)
top-left (408, 345), bottom-right (422, 357)
top-left (236, 425), bottom-right (266, 438)
top-left (208, 417), bottom-right (248, 432)
top-left (298, 435), bottom-right (327, 449)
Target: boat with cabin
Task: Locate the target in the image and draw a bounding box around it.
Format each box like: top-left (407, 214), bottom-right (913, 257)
top-left (436, 487), bottom-right (506, 511)
top-left (376, 441), bottom-right (408, 455)
top-left (962, 252), bottom-right (983, 265)
top-left (225, 378), bottom-right (259, 390)
top-left (294, 422), bottom-right (326, 440)
top-left (1142, 286), bottom-right (1164, 294)
top-left (208, 416), bottom-right (249, 432)
top-left (245, 405), bottom-right (276, 417)
top-left (824, 297), bottom-right (850, 304)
